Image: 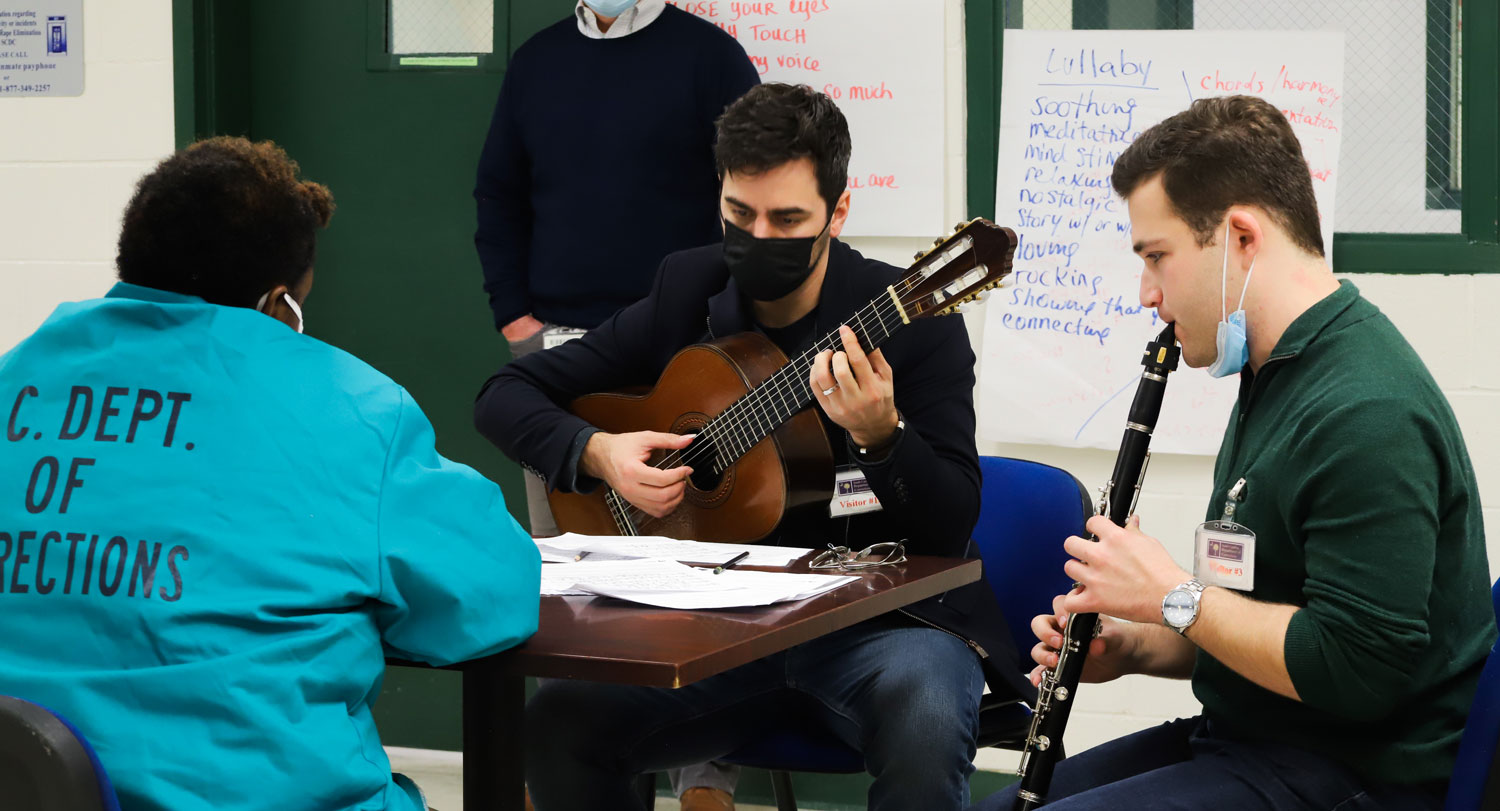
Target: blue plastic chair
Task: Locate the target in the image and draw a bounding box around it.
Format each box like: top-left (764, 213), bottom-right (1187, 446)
top-left (0, 695), bottom-right (122, 811)
top-left (719, 455), bottom-right (1090, 810)
top-left (1444, 579), bottom-right (1500, 811)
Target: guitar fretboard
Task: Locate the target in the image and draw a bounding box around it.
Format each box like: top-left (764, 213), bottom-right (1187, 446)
top-left (702, 290), bottom-right (908, 474)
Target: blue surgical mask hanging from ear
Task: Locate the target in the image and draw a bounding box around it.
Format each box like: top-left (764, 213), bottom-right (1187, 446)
top-left (583, 0), bottom-right (638, 17)
top-left (256, 291), bottom-right (304, 334)
top-left (1205, 221), bottom-right (1255, 378)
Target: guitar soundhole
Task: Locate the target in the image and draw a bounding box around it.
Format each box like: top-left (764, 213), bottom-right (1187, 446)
top-left (663, 414), bottom-right (734, 508)
top-left (685, 434), bottom-right (724, 492)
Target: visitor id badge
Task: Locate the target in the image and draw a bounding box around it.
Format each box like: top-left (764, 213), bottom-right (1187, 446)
top-left (1194, 521), bottom-right (1255, 591)
top-left (542, 327), bottom-right (587, 350)
top-left (829, 465), bottom-right (883, 517)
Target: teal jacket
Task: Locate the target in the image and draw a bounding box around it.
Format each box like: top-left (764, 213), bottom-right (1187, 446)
top-left (0, 283), bottom-right (541, 810)
top-left (1196, 281), bottom-right (1494, 786)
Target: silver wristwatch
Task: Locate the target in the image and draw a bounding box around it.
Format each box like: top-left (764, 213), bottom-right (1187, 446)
top-left (1161, 578), bottom-right (1206, 634)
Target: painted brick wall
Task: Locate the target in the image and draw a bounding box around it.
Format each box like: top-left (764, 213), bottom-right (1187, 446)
top-left (0, 1), bottom-right (173, 352)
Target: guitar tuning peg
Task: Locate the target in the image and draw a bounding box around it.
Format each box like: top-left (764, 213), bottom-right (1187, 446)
top-left (932, 237), bottom-right (944, 246)
top-left (954, 222), bottom-right (968, 233)
top-left (913, 250), bottom-right (925, 261)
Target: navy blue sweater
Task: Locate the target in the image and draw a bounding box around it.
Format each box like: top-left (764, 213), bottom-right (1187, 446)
top-left (474, 6), bottom-right (759, 331)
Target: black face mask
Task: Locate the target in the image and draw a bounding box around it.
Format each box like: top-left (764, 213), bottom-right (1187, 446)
top-left (721, 216), bottom-right (832, 302)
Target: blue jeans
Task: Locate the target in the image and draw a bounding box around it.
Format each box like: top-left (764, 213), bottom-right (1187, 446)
top-left (970, 716), bottom-right (1445, 811)
top-left (525, 615), bottom-right (985, 811)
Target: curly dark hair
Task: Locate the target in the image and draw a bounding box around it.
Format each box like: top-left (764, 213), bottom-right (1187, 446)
top-left (116, 136), bottom-right (335, 306)
top-left (714, 83), bottom-right (851, 218)
top-left (1111, 95), bottom-right (1324, 257)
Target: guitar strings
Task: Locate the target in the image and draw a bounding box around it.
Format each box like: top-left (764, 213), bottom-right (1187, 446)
top-left (622, 277), bottom-right (931, 531)
top-left (620, 298), bottom-right (906, 532)
top-left (620, 268), bottom-right (951, 529)
top-left (618, 270), bottom-right (947, 532)
top-left (651, 278), bottom-right (913, 474)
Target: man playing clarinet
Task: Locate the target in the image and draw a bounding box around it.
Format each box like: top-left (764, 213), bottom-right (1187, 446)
top-left (977, 95), bottom-right (1493, 811)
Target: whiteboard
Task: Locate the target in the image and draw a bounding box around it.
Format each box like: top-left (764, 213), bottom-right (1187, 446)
top-left (979, 29), bottom-right (1345, 455)
top-left (669, 0), bottom-right (944, 236)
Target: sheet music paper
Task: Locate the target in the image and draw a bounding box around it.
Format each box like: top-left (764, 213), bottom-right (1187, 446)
top-left (535, 533), bottom-right (811, 567)
top-left (539, 558), bottom-right (857, 610)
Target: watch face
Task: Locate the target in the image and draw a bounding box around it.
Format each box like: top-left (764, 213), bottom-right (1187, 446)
top-left (1163, 589), bottom-right (1196, 627)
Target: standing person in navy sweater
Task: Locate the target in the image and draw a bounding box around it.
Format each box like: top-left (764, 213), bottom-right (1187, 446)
top-left (473, 3), bottom-right (757, 809)
top-left (473, 0), bottom-right (758, 535)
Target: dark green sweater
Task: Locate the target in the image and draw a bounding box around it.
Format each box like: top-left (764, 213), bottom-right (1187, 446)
top-left (1195, 280), bottom-right (1494, 786)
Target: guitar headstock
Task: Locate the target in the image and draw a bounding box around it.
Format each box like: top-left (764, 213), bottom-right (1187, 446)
top-left (895, 218), bottom-right (1017, 321)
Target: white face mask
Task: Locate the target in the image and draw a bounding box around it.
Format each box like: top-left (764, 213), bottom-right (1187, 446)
top-left (255, 291), bottom-right (304, 334)
top-left (1205, 221), bottom-right (1255, 378)
top-left (584, 0), bottom-right (638, 16)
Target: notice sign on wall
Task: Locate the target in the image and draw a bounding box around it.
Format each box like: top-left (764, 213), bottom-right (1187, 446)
top-left (0, 0), bottom-right (83, 97)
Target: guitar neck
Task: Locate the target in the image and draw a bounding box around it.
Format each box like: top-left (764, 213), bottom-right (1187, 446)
top-left (600, 289), bottom-right (908, 537)
top-left (700, 288), bottom-right (909, 475)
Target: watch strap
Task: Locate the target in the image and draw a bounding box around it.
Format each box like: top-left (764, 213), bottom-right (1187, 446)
top-left (1164, 578), bottom-right (1206, 634)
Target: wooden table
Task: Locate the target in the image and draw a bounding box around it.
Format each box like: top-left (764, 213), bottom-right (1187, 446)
top-left (397, 554), bottom-right (981, 811)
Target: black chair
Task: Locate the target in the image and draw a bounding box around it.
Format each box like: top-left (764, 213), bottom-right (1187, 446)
top-left (0, 695), bottom-right (121, 811)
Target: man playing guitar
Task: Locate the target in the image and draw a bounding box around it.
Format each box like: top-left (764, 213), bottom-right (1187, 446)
top-left (474, 83), bottom-right (1028, 811)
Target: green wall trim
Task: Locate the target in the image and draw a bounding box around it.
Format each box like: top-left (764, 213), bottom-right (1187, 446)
top-left (1332, 233), bottom-right (1500, 275)
top-left (964, 0), bottom-right (1003, 224)
top-left (171, 0), bottom-right (194, 149)
top-left (1461, 0), bottom-right (1500, 244)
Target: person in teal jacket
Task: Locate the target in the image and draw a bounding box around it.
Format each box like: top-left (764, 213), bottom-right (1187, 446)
top-left (0, 137), bottom-right (541, 811)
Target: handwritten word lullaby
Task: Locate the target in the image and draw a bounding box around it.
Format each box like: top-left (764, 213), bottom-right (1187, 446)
top-left (996, 46), bottom-right (1159, 350)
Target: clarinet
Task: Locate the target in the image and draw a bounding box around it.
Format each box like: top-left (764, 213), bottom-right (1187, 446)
top-left (1013, 323), bottom-right (1181, 810)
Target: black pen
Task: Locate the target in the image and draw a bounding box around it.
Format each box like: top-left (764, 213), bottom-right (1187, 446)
top-left (712, 551), bottom-right (750, 575)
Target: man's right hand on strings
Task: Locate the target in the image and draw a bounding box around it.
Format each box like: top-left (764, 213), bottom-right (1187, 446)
top-left (580, 431), bottom-right (695, 518)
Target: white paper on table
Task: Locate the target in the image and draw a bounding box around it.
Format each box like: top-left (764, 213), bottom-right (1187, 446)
top-left (539, 558), bottom-right (858, 609)
top-left (711, 569), bottom-right (859, 602)
top-left (535, 533), bottom-right (809, 567)
top-left (539, 558), bottom-right (675, 596)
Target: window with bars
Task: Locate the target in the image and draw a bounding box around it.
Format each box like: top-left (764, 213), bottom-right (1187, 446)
top-left (365, 0), bottom-right (504, 72)
top-left (388, 0), bottom-right (493, 55)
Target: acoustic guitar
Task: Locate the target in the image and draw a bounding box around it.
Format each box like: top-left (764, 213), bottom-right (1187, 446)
top-left (548, 218), bottom-right (1018, 542)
